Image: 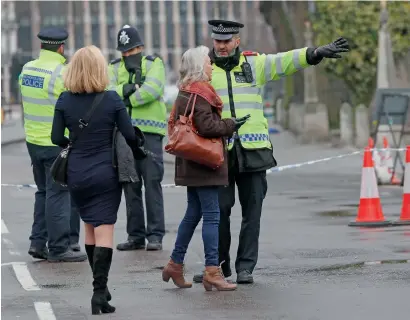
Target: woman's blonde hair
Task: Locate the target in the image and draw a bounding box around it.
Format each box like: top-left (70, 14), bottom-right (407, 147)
top-left (63, 45), bottom-right (109, 93)
top-left (177, 45), bottom-right (210, 88)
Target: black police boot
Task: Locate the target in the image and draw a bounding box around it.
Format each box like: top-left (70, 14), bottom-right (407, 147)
top-left (85, 244), bottom-right (111, 301)
top-left (28, 246), bottom-right (48, 260)
top-left (236, 270), bottom-right (254, 284)
top-left (116, 240), bottom-right (145, 251)
top-left (91, 247), bottom-right (115, 315)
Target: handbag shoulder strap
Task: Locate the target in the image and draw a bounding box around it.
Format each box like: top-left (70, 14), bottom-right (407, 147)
top-left (70, 92), bottom-right (105, 144)
top-left (183, 93), bottom-right (194, 117)
top-left (188, 94), bottom-right (197, 121)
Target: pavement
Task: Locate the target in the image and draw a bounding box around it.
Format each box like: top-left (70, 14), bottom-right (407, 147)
top-left (1, 104), bottom-right (25, 146)
top-left (2, 132), bottom-right (410, 319)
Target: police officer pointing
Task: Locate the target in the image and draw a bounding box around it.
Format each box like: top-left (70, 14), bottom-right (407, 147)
top-left (19, 27), bottom-right (86, 262)
top-left (193, 20), bottom-right (349, 284)
top-left (109, 25), bottom-right (167, 251)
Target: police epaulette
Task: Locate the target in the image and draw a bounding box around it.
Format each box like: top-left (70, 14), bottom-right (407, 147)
top-left (110, 58), bottom-right (121, 65)
top-left (242, 51), bottom-right (259, 56)
top-left (145, 54), bottom-right (159, 61)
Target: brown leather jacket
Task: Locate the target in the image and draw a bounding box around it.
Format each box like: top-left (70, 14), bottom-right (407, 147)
top-left (170, 82), bottom-right (235, 186)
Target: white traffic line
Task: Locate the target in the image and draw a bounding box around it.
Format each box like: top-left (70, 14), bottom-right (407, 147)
top-left (34, 302), bottom-right (57, 320)
top-left (1, 219), bottom-right (10, 234)
top-left (12, 262), bottom-right (41, 291)
top-left (2, 238), bottom-right (21, 256)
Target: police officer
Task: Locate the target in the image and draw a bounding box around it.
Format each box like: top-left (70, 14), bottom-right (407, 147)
top-left (19, 27), bottom-right (86, 262)
top-left (192, 20), bottom-right (349, 284)
top-left (109, 25), bottom-right (167, 251)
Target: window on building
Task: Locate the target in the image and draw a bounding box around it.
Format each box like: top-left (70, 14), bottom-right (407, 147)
top-left (218, 2), bottom-right (227, 18)
top-left (90, 1), bottom-right (100, 48)
top-left (207, 1), bottom-right (214, 18)
top-left (151, 1), bottom-right (160, 51)
top-left (233, 1), bottom-right (242, 20)
top-left (105, 1), bottom-right (115, 51)
top-left (121, 1), bottom-right (129, 23)
top-left (179, 1), bottom-right (188, 50)
top-left (167, 52), bottom-right (174, 71)
top-left (193, 2), bottom-right (202, 46)
top-left (15, 2), bottom-right (32, 59)
top-left (136, 1), bottom-right (145, 37)
top-left (72, 1), bottom-right (84, 49)
top-left (165, 1), bottom-right (174, 49)
top-left (39, 1), bottom-right (67, 28)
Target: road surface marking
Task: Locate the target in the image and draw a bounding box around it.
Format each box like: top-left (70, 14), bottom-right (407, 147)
top-left (1, 219), bottom-right (9, 234)
top-left (34, 302), bottom-right (57, 320)
top-left (2, 237), bottom-right (21, 256)
top-left (12, 262), bottom-right (40, 291)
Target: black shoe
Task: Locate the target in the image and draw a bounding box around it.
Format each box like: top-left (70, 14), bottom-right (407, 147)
top-left (116, 240), bottom-right (145, 251)
top-left (236, 270), bottom-right (254, 284)
top-left (85, 244), bottom-right (112, 302)
top-left (70, 243), bottom-right (81, 252)
top-left (146, 240), bottom-right (162, 251)
top-left (91, 247), bottom-right (115, 315)
top-left (48, 249), bottom-right (87, 262)
top-left (28, 246), bottom-right (48, 260)
top-left (193, 272), bottom-right (204, 283)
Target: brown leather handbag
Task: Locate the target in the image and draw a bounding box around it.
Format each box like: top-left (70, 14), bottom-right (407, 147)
top-left (165, 93), bottom-right (224, 170)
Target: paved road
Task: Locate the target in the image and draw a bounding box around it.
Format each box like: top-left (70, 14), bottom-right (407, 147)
top-left (2, 136), bottom-right (410, 319)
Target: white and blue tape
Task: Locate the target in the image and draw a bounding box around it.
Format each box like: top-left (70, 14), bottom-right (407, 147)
top-left (1, 148), bottom-right (405, 190)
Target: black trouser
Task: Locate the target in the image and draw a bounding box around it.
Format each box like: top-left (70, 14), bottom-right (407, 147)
top-left (123, 133), bottom-right (165, 243)
top-left (218, 165), bottom-right (268, 274)
top-left (26, 142), bottom-right (80, 255)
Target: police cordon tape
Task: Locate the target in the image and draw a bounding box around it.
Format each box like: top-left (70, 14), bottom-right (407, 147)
top-left (1, 148), bottom-right (405, 190)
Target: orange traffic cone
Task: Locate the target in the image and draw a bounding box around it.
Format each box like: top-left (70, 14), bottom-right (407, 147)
top-left (382, 136), bottom-right (401, 185)
top-left (349, 147), bottom-right (392, 227)
top-left (393, 146), bottom-right (410, 226)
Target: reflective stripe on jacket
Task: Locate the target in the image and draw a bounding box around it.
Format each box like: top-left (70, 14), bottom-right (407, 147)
top-left (108, 56), bottom-right (167, 136)
top-left (211, 48), bottom-right (309, 150)
top-left (19, 50), bottom-right (67, 146)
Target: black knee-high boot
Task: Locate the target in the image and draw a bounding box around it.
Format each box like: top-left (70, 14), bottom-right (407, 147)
top-left (85, 245), bottom-right (112, 301)
top-left (91, 247), bottom-right (116, 315)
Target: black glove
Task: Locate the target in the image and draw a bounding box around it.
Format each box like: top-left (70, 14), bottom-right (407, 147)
top-left (123, 84), bottom-right (136, 99)
top-left (314, 37), bottom-right (350, 59)
top-left (132, 145), bottom-right (147, 160)
top-left (124, 97), bottom-right (132, 109)
top-left (233, 114), bottom-right (251, 130)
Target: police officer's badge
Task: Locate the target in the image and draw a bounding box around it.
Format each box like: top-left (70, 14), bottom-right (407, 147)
top-left (119, 31), bottom-right (130, 46)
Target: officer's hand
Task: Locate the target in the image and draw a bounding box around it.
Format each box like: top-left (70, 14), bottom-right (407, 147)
top-left (135, 84), bottom-right (140, 90)
top-left (233, 114), bottom-right (251, 130)
top-left (123, 84), bottom-right (136, 98)
top-left (314, 37), bottom-right (350, 59)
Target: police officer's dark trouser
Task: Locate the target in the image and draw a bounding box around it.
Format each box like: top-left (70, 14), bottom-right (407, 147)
top-left (218, 154), bottom-right (268, 274)
top-left (26, 142), bottom-right (80, 256)
top-left (123, 133), bottom-right (165, 243)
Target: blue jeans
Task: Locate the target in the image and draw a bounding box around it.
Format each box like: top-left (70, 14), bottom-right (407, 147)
top-left (26, 142), bottom-right (80, 256)
top-left (171, 186), bottom-right (220, 266)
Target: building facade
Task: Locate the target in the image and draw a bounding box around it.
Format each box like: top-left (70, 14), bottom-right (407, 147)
top-left (1, 0), bottom-right (276, 102)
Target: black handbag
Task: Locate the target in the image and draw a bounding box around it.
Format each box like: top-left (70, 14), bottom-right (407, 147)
top-left (50, 92), bottom-right (105, 186)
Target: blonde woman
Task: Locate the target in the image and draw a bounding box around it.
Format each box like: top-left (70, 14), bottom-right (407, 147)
top-left (51, 45), bottom-right (140, 315)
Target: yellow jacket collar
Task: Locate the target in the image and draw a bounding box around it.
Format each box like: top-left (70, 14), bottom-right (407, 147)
top-left (39, 49), bottom-right (66, 64)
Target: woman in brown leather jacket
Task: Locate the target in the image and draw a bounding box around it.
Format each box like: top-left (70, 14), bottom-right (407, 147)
top-left (162, 45), bottom-right (249, 291)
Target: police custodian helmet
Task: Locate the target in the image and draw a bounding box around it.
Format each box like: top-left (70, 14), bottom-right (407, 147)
top-left (116, 25), bottom-right (144, 52)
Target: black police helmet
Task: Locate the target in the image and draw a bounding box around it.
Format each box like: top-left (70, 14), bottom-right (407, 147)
top-left (116, 25), bottom-right (144, 52)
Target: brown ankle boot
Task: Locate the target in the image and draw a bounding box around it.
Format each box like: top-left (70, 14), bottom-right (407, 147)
top-left (162, 260), bottom-right (192, 288)
top-left (203, 266), bottom-right (237, 291)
